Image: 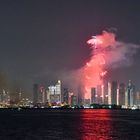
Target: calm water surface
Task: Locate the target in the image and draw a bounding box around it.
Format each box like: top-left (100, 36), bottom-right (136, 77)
top-left (0, 109), bottom-right (140, 140)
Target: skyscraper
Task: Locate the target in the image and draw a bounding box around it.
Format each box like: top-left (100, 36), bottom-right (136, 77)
top-left (48, 80), bottom-right (61, 103)
top-left (108, 82), bottom-right (111, 104)
top-left (111, 81), bottom-right (117, 105)
top-left (91, 87), bottom-right (97, 104)
top-left (40, 86), bottom-right (46, 104)
top-left (107, 81), bottom-right (117, 105)
top-left (125, 80), bottom-right (135, 107)
top-left (63, 88), bottom-right (69, 104)
top-left (96, 85), bottom-right (102, 104)
top-left (135, 91), bottom-right (140, 105)
top-left (71, 95), bottom-right (77, 106)
top-left (119, 83), bottom-right (125, 105)
top-left (101, 85), bottom-right (105, 104)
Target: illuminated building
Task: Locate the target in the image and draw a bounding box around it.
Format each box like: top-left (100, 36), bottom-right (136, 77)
top-left (77, 87), bottom-right (84, 105)
top-left (108, 82), bottom-right (111, 104)
top-left (119, 83), bottom-right (125, 105)
top-left (111, 81), bottom-right (117, 105)
top-left (0, 89), bottom-right (10, 105)
top-left (39, 86), bottom-right (46, 104)
top-left (48, 80), bottom-right (61, 103)
top-left (62, 88), bottom-right (69, 104)
top-left (71, 95), bottom-right (77, 106)
top-left (117, 86), bottom-right (119, 105)
top-left (107, 81), bottom-right (117, 105)
top-left (125, 80), bottom-right (135, 107)
top-left (46, 89), bottom-right (50, 102)
top-left (33, 84), bottom-right (39, 105)
top-left (68, 92), bottom-right (73, 105)
top-left (91, 87), bottom-right (97, 104)
top-left (96, 85), bottom-right (102, 104)
top-left (101, 85), bottom-right (105, 104)
top-left (135, 91), bottom-right (140, 105)
top-left (104, 83), bottom-right (109, 104)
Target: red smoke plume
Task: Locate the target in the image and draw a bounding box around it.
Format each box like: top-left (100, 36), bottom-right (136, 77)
top-left (60, 29), bottom-right (139, 100)
top-left (83, 30), bottom-right (116, 99)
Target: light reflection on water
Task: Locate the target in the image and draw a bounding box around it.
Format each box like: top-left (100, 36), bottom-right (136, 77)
top-left (0, 109), bottom-right (140, 139)
top-left (79, 109), bottom-right (113, 140)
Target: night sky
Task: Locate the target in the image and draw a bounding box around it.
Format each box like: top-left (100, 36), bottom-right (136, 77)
top-left (0, 0), bottom-right (140, 98)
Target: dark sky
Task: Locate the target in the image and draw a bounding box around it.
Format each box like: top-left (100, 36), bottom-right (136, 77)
top-left (0, 0), bottom-right (140, 97)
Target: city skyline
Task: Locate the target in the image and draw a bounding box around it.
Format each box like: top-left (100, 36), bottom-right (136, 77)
top-left (0, 1), bottom-right (140, 140)
top-left (0, 1), bottom-right (140, 98)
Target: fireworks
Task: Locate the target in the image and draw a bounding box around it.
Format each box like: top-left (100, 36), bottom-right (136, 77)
top-left (83, 30), bottom-right (116, 99)
top-left (62, 28), bottom-right (139, 101)
top-left (83, 29), bottom-right (139, 99)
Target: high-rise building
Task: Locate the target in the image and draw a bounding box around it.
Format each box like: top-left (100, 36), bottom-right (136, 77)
top-left (96, 85), bottom-right (101, 104)
top-left (104, 82), bottom-right (108, 104)
top-left (91, 87), bottom-right (97, 104)
top-left (107, 81), bottom-right (117, 105)
top-left (101, 84), bottom-right (105, 104)
top-left (40, 86), bottom-right (46, 104)
top-left (77, 87), bottom-right (84, 105)
top-left (119, 83), bottom-right (125, 105)
top-left (48, 80), bottom-right (61, 103)
top-left (46, 89), bottom-right (50, 103)
top-left (108, 82), bottom-right (111, 104)
top-left (55, 80), bottom-right (61, 102)
top-left (111, 81), bottom-right (117, 105)
top-left (33, 84), bottom-right (39, 105)
top-left (63, 88), bottom-right (69, 104)
top-left (71, 95), bottom-right (77, 106)
top-left (0, 89), bottom-right (10, 104)
top-left (68, 92), bottom-right (73, 105)
top-left (125, 80), bottom-right (135, 107)
top-left (135, 91), bottom-right (140, 105)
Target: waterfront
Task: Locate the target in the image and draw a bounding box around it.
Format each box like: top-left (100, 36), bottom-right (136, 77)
top-left (0, 109), bottom-right (140, 140)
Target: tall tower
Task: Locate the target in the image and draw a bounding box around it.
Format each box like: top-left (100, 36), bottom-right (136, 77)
top-left (71, 95), bottom-right (77, 106)
top-left (135, 91), bottom-right (140, 105)
top-left (63, 88), bottom-right (69, 104)
top-left (55, 80), bottom-right (61, 103)
top-left (119, 83), bottom-right (125, 105)
top-left (108, 82), bottom-right (111, 104)
top-left (108, 81), bottom-right (117, 105)
top-left (40, 86), bottom-right (46, 104)
top-left (48, 80), bottom-right (61, 103)
top-left (117, 86), bottom-right (119, 105)
top-left (125, 80), bottom-right (135, 107)
top-left (96, 85), bottom-right (101, 104)
top-left (111, 81), bottom-right (117, 105)
top-left (33, 84), bottom-right (39, 105)
top-left (101, 85), bottom-right (105, 104)
top-left (91, 87), bottom-right (97, 104)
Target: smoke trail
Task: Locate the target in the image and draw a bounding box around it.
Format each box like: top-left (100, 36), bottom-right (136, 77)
top-left (82, 29), bottom-right (139, 99)
top-left (55, 28), bottom-right (139, 100)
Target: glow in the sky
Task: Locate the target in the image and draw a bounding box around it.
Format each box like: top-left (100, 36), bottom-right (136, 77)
top-left (83, 30), bottom-right (116, 99)
top-left (61, 29), bottom-right (139, 100)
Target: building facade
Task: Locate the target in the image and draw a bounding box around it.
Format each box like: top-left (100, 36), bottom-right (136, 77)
top-left (91, 87), bottom-right (97, 104)
top-left (48, 80), bottom-right (61, 103)
top-left (125, 80), bottom-right (135, 107)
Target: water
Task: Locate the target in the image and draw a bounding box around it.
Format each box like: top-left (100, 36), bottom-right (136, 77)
top-left (0, 109), bottom-right (140, 140)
